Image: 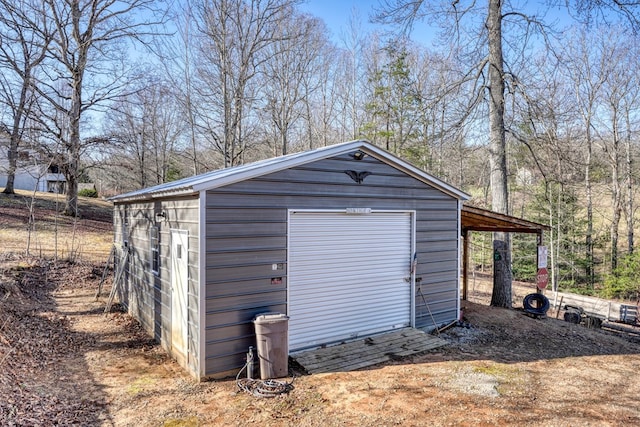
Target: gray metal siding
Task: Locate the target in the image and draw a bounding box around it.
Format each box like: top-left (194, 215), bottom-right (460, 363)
top-left (113, 196), bottom-right (200, 377)
top-left (203, 154), bottom-right (460, 376)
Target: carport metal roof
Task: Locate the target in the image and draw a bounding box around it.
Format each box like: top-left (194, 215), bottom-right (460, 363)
top-left (462, 205), bottom-right (549, 234)
top-left (460, 205), bottom-right (549, 301)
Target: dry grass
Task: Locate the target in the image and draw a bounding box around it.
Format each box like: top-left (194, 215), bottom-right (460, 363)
top-left (0, 189), bottom-right (113, 263)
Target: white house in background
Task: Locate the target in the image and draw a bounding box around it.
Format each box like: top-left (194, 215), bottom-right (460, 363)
top-left (0, 133), bottom-right (66, 193)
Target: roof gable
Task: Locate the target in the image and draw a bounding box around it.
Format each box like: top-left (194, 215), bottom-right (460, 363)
top-left (110, 140), bottom-right (470, 202)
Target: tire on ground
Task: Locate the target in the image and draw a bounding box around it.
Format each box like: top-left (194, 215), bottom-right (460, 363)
top-left (523, 293), bottom-right (551, 315)
top-left (563, 311), bottom-right (581, 324)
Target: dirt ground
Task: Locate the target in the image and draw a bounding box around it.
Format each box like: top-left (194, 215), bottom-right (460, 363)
top-left (1, 255), bottom-right (640, 427)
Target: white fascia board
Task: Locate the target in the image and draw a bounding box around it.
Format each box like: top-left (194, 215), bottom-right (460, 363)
top-left (191, 140), bottom-right (369, 192)
top-left (110, 186), bottom-right (197, 203)
top-left (113, 139), bottom-right (470, 202)
top-left (192, 140), bottom-right (470, 200)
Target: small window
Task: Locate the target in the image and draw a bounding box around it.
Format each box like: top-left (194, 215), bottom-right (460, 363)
top-left (150, 226), bottom-right (160, 275)
top-left (123, 218), bottom-right (129, 248)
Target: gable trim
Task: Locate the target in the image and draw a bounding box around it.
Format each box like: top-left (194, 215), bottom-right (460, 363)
top-left (111, 140), bottom-right (470, 203)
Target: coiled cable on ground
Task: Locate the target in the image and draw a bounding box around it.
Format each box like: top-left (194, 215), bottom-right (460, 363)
top-left (235, 361), bottom-right (295, 398)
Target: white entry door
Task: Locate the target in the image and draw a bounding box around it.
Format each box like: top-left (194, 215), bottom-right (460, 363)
top-left (288, 211), bottom-right (413, 351)
top-left (171, 229), bottom-right (189, 357)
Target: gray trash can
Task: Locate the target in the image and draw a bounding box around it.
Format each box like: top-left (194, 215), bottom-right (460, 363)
top-left (253, 313), bottom-right (289, 379)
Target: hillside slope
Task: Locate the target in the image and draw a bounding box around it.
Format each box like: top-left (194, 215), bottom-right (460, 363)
top-left (0, 190), bottom-right (112, 262)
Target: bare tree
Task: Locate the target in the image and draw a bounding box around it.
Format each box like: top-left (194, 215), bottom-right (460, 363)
top-left (374, 0), bottom-right (640, 305)
top-left (0, 0), bottom-right (52, 194)
top-left (299, 21), bottom-right (336, 150)
top-left (193, 0), bottom-right (301, 167)
top-left (561, 26), bottom-right (619, 285)
top-left (104, 77), bottom-right (186, 189)
top-left (35, 0), bottom-right (162, 216)
top-left (598, 28), bottom-right (639, 270)
top-left (262, 12), bottom-right (325, 155)
top-left (157, 1), bottom-right (206, 175)
top-left (563, 0), bottom-right (640, 33)
top-left (337, 10), bottom-right (369, 141)
top-left (623, 80), bottom-right (639, 255)
top-left (374, 0), bottom-right (545, 307)
top-left (409, 47), bottom-right (471, 183)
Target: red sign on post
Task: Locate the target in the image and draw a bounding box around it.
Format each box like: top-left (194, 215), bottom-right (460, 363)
top-left (536, 267), bottom-right (549, 290)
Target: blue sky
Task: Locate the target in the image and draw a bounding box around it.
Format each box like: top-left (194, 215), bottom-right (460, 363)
top-left (299, 0), bottom-right (383, 40)
top-left (298, 0), bottom-right (439, 45)
top-left (298, 1), bottom-right (576, 47)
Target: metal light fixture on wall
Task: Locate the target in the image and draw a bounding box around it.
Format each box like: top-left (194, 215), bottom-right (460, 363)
top-left (155, 211), bottom-right (166, 222)
top-left (350, 150), bottom-right (366, 160)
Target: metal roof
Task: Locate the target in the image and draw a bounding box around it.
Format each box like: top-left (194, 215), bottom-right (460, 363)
top-left (461, 205), bottom-right (549, 234)
top-left (111, 140), bottom-right (471, 203)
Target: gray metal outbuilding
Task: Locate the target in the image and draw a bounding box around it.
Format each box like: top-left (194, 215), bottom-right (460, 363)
top-left (110, 140), bottom-right (469, 380)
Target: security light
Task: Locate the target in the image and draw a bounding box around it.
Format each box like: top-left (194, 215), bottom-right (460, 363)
top-left (351, 150), bottom-right (366, 160)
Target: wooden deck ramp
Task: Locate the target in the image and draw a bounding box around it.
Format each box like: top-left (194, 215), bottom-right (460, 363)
top-left (291, 328), bottom-right (448, 374)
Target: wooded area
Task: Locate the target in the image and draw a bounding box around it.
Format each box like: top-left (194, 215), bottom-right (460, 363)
top-left (2, 0), bottom-right (640, 299)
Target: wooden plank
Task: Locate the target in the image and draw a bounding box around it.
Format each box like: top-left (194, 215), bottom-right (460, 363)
top-left (300, 344), bottom-right (403, 372)
top-left (292, 328), bottom-right (448, 374)
top-left (550, 291), bottom-right (622, 321)
top-left (297, 330), bottom-right (420, 363)
top-left (295, 329), bottom-right (427, 366)
top-left (300, 338), bottom-right (445, 373)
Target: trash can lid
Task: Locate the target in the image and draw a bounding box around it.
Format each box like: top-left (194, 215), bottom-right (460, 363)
top-left (253, 312), bottom-right (289, 324)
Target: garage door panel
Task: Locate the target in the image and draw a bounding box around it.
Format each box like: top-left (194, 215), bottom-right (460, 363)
top-left (291, 246), bottom-right (408, 258)
top-left (288, 211), bottom-right (413, 351)
top-left (291, 315), bottom-right (409, 346)
top-left (290, 270), bottom-right (406, 286)
top-left (290, 275), bottom-right (409, 296)
top-left (290, 289), bottom-right (410, 309)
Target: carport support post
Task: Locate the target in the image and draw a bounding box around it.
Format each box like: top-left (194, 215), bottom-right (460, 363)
top-left (537, 232), bottom-right (543, 294)
top-left (462, 229), bottom-right (469, 301)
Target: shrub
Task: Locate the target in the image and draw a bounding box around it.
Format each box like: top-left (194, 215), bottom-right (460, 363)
top-left (602, 251), bottom-right (640, 300)
top-left (78, 188), bottom-right (98, 198)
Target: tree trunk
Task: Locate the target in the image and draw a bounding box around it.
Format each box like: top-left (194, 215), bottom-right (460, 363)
top-left (2, 134), bottom-right (19, 195)
top-left (492, 240), bottom-right (511, 307)
top-left (63, 73), bottom-right (82, 217)
top-left (585, 129), bottom-right (594, 287)
top-left (3, 67), bottom-right (31, 195)
top-left (610, 111), bottom-right (622, 270)
top-left (626, 107), bottom-right (634, 254)
top-left (487, 0), bottom-right (512, 308)
top-left (611, 193), bottom-right (621, 270)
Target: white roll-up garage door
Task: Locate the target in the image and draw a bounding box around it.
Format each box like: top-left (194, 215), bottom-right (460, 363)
top-left (288, 211), bottom-right (413, 351)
